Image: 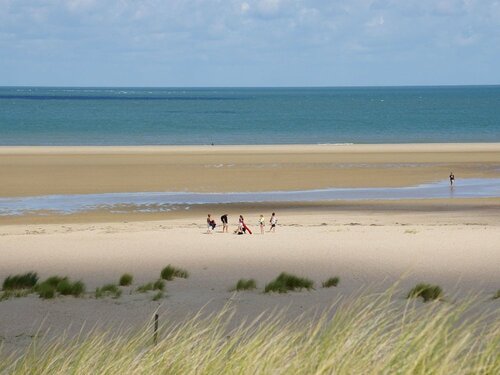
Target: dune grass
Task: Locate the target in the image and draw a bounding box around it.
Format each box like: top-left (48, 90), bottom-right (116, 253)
top-left (137, 280), bottom-right (165, 293)
top-left (0, 291), bottom-right (498, 374)
top-left (160, 265), bottom-right (189, 281)
top-left (231, 279), bottom-right (257, 291)
top-left (0, 289), bottom-right (31, 301)
top-left (494, 290), bottom-right (500, 300)
top-left (2, 272), bottom-right (38, 291)
top-left (264, 272), bottom-right (314, 293)
top-left (119, 273), bottom-right (134, 286)
top-left (95, 284), bottom-right (122, 299)
top-left (322, 277), bottom-right (340, 288)
top-left (152, 291), bottom-right (164, 301)
top-left (35, 276), bottom-right (86, 299)
top-left (407, 283), bottom-right (443, 302)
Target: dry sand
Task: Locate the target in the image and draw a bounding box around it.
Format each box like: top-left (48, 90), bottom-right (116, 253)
top-left (1, 209), bottom-right (499, 353)
top-left (1, 143), bottom-right (500, 197)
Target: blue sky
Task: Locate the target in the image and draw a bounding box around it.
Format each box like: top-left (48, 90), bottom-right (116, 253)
top-left (1, 0), bottom-right (499, 86)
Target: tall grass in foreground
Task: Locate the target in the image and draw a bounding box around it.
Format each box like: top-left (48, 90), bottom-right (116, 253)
top-left (1, 291), bottom-right (498, 374)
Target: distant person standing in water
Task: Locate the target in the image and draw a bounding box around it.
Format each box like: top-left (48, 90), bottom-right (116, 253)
top-left (269, 212), bottom-right (277, 233)
top-left (220, 214), bottom-right (228, 233)
top-left (449, 172), bottom-right (455, 186)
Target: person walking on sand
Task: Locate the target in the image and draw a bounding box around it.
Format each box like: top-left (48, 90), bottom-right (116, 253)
top-left (269, 212), bottom-right (277, 233)
top-left (259, 214), bottom-right (265, 234)
top-left (220, 214), bottom-right (228, 233)
top-left (449, 172), bottom-right (455, 186)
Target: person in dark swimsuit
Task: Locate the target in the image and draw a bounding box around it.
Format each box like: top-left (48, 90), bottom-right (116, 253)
top-left (220, 214), bottom-right (228, 233)
top-left (206, 214), bottom-right (216, 233)
top-left (449, 172), bottom-right (455, 186)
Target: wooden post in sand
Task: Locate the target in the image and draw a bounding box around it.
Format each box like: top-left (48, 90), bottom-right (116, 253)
top-left (154, 313), bottom-right (159, 345)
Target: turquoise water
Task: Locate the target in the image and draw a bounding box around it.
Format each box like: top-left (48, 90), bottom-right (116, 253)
top-left (1, 179), bottom-right (499, 216)
top-left (1, 86), bottom-right (499, 145)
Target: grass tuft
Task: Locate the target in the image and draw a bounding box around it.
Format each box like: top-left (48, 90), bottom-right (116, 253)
top-left (493, 290), bottom-right (500, 300)
top-left (119, 273), bottom-right (133, 286)
top-left (35, 276), bottom-right (85, 299)
top-left (160, 265), bottom-right (189, 281)
top-left (43, 276), bottom-right (68, 288)
top-left (407, 283), bottom-right (443, 302)
top-left (152, 291), bottom-right (164, 301)
top-left (153, 279), bottom-right (165, 291)
top-left (232, 279), bottom-right (257, 291)
top-left (322, 277), bottom-right (340, 288)
top-left (37, 282), bottom-right (56, 299)
top-left (137, 280), bottom-right (165, 293)
top-left (0, 289), bottom-right (31, 301)
top-left (95, 284), bottom-right (122, 299)
top-left (264, 272), bottom-right (314, 293)
top-left (2, 272), bottom-right (39, 291)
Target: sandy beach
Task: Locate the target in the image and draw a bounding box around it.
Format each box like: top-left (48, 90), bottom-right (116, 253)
top-left (1, 208), bottom-right (499, 353)
top-left (1, 143), bottom-right (499, 354)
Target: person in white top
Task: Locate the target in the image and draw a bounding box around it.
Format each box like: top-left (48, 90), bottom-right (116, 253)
top-left (269, 212), bottom-right (277, 233)
top-left (259, 214), bottom-right (265, 234)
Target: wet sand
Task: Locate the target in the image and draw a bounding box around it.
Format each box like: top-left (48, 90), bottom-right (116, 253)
top-left (1, 144), bottom-right (500, 198)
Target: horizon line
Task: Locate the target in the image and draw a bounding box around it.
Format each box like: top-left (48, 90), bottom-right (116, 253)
top-left (1, 84), bottom-right (500, 89)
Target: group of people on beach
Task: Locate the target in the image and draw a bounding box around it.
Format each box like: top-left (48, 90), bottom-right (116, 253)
top-left (206, 213), bottom-right (277, 235)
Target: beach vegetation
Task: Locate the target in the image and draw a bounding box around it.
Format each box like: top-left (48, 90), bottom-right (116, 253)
top-left (493, 290), bottom-right (500, 300)
top-left (35, 276), bottom-right (85, 299)
top-left (37, 283), bottom-right (56, 299)
top-left (1, 291), bottom-right (498, 374)
top-left (119, 273), bottom-right (134, 286)
top-left (407, 283), bottom-right (443, 302)
top-left (160, 265), bottom-right (189, 281)
top-left (56, 280), bottom-right (86, 297)
top-left (95, 284), bottom-right (122, 299)
top-left (42, 276), bottom-right (67, 288)
top-left (153, 279), bottom-right (165, 291)
top-left (231, 279), bottom-right (257, 291)
top-left (2, 272), bottom-right (38, 291)
top-left (322, 277), bottom-right (340, 288)
top-left (264, 272), bottom-right (314, 293)
top-left (137, 280), bottom-right (165, 293)
top-left (152, 291), bottom-right (164, 301)
top-left (0, 289), bottom-right (31, 301)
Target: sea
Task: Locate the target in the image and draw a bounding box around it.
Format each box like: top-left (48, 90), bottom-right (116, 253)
top-left (1, 86), bottom-right (499, 145)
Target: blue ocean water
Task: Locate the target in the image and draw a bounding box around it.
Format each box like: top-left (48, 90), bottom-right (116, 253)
top-left (0, 86), bottom-right (499, 145)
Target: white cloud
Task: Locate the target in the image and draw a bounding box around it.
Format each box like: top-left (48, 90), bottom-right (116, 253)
top-left (240, 2), bottom-right (250, 13)
top-left (256, 0), bottom-right (282, 15)
top-left (365, 15), bottom-right (385, 27)
top-left (0, 0), bottom-right (499, 85)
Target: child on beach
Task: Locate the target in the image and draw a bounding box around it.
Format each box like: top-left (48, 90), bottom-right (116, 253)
top-left (235, 215), bottom-right (252, 234)
top-left (259, 215), bottom-right (265, 234)
top-left (269, 212), bottom-right (277, 233)
top-left (206, 214), bottom-right (216, 233)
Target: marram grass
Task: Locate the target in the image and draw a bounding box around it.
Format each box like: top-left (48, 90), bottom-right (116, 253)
top-left (0, 291), bottom-right (498, 375)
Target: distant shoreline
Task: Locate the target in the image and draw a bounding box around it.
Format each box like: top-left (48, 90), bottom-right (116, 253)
top-left (1, 142), bottom-right (500, 154)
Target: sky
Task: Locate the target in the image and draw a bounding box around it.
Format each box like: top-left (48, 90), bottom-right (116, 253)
top-left (1, 0), bottom-right (499, 87)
